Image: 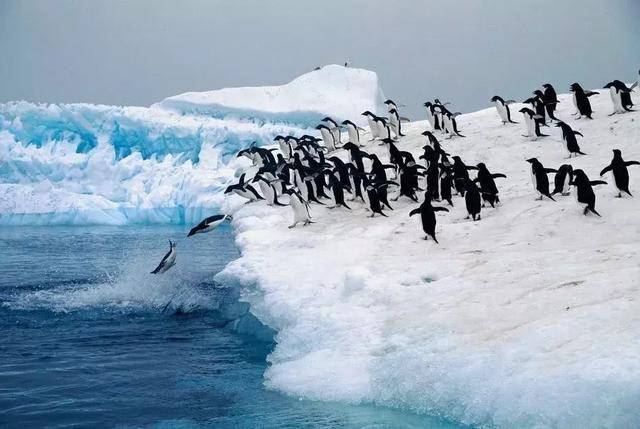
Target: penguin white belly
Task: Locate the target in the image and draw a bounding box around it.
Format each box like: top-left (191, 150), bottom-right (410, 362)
top-left (258, 182), bottom-right (274, 205)
top-left (278, 141), bottom-right (290, 159)
top-left (572, 93), bottom-right (578, 111)
top-left (525, 116), bottom-right (536, 139)
top-left (495, 102), bottom-right (508, 123)
top-left (610, 87), bottom-right (623, 113)
top-left (347, 126), bottom-right (358, 144)
top-left (159, 251), bottom-right (176, 273)
top-left (290, 197), bottom-right (310, 223)
top-left (320, 128), bottom-right (335, 151)
top-left (426, 110), bottom-right (435, 128)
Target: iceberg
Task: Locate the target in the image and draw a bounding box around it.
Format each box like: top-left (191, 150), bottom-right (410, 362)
top-left (216, 88), bottom-right (640, 428)
top-left (0, 65), bottom-right (384, 225)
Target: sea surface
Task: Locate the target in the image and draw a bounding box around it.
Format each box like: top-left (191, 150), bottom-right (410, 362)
top-left (0, 225), bottom-right (465, 428)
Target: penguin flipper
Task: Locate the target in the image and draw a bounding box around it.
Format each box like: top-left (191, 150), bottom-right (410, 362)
top-left (589, 180), bottom-right (607, 186)
top-left (409, 208), bottom-right (421, 217)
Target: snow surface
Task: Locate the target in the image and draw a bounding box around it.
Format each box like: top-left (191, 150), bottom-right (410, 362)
top-left (0, 65), bottom-right (381, 225)
top-left (217, 88), bottom-right (640, 428)
top-left (155, 64), bottom-right (385, 127)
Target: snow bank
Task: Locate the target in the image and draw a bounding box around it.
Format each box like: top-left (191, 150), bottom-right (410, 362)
top-left (217, 89), bottom-right (640, 428)
top-left (0, 65), bottom-right (383, 225)
top-left (155, 65), bottom-right (386, 127)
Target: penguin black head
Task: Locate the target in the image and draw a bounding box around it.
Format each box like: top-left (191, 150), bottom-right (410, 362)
top-left (423, 101), bottom-right (432, 107)
top-left (381, 138), bottom-right (395, 145)
top-left (570, 83), bottom-right (583, 92)
top-left (542, 83), bottom-right (553, 89)
top-left (490, 95), bottom-right (502, 103)
top-left (526, 158), bottom-right (538, 164)
top-left (476, 162), bottom-right (487, 171)
top-left (603, 81), bottom-right (614, 89)
top-left (613, 149), bottom-right (622, 157)
top-left (533, 90), bottom-right (544, 97)
top-left (361, 111), bottom-right (374, 117)
top-left (384, 99), bottom-right (395, 105)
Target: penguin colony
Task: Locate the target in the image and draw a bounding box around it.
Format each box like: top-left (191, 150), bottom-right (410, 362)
top-left (152, 69), bottom-right (639, 273)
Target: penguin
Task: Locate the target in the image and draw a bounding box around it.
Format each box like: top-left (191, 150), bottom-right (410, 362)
top-left (187, 214), bottom-right (232, 237)
top-left (526, 158), bottom-right (557, 201)
top-left (253, 174), bottom-right (288, 206)
top-left (570, 83), bottom-right (597, 119)
top-left (423, 101), bottom-right (441, 131)
top-left (526, 92), bottom-right (548, 126)
top-left (439, 166), bottom-right (454, 206)
top-left (569, 169), bottom-right (607, 216)
top-left (363, 178), bottom-right (393, 217)
top-left (284, 188), bottom-right (313, 228)
top-left (463, 179), bottom-right (482, 221)
top-left (440, 110), bottom-right (465, 138)
top-left (542, 83), bottom-right (560, 121)
top-left (490, 95), bottom-right (518, 124)
top-left (374, 116), bottom-right (392, 141)
top-left (224, 173), bottom-right (263, 202)
top-left (474, 163), bottom-right (506, 208)
top-left (321, 117), bottom-right (341, 144)
top-left (388, 108), bottom-right (406, 139)
top-left (424, 161), bottom-right (440, 201)
top-left (600, 149), bottom-right (640, 197)
top-left (552, 164), bottom-right (574, 196)
top-left (451, 156), bottom-right (476, 195)
top-left (341, 120), bottom-right (364, 146)
top-left (151, 240), bottom-right (176, 274)
top-left (519, 108), bottom-right (548, 140)
top-left (362, 111), bottom-right (382, 141)
top-left (342, 142), bottom-right (370, 174)
top-left (384, 99), bottom-right (398, 112)
top-left (325, 171), bottom-right (352, 210)
top-left (603, 80), bottom-right (634, 115)
top-left (555, 122), bottom-right (586, 158)
top-left (409, 197), bottom-right (449, 243)
top-left (274, 135), bottom-right (292, 160)
top-left (316, 124), bottom-right (337, 151)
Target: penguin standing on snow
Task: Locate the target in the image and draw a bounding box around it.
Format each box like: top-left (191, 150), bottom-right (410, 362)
top-left (542, 83), bottom-right (560, 121)
top-left (388, 108), bottom-right (406, 139)
top-left (570, 83), bottom-right (597, 119)
top-left (325, 171), bottom-right (352, 210)
top-left (316, 124), bottom-right (337, 151)
top-left (570, 169), bottom-right (607, 217)
top-left (188, 214), bottom-right (232, 237)
top-left (552, 164), bottom-right (574, 196)
top-left (439, 166), bottom-right (454, 206)
top-left (555, 122), bottom-right (586, 158)
top-left (423, 101), bottom-right (441, 131)
top-left (526, 158), bottom-right (557, 201)
top-left (600, 149), bottom-right (640, 197)
top-left (321, 117), bottom-right (341, 145)
top-left (490, 95), bottom-right (518, 124)
top-left (253, 174), bottom-right (287, 206)
top-left (519, 108), bottom-right (548, 140)
top-left (474, 163), bottom-right (507, 208)
top-left (362, 111), bottom-right (382, 141)
top-left (151, 241), bottom-right (177, 274)
top-left (341, 120), bottom-right (364, 146)
top-left (284, 188), bottom-right (313, 228)
top-left (603, 80), bottom-right (635, 115)
top-left (527, 91), bottom-right (549, 126)
top-left (409, 197), bottom-right (449, 243)
top-left (224, 173), bottom-right (263, 203)
top-left (463, 179), bottom-right (482, 221)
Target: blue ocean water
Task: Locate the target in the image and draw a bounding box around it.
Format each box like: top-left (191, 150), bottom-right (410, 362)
top-left (0, 226), bottom-right (466, 429)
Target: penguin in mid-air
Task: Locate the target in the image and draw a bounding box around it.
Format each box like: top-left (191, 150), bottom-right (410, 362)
top-left (552, 164), bottom-right (574, 196)
top-left (526, 158), bottom-right (557, 201)
top-left (409, 196), bottom-right (449, 243)
top-left (570, 169), bottom-right (607, 217)
top-left (151, 241), bottom-right (177, 274)
top-left (188, 214), bottom-right (232, 237)
top-left (603, 80), bottom-right (635, 115)
top-left (519, 108), bottom-right (548, 140)
top-left (570, 83), bottom-right (597, 119)
top-left (555, 122), bottom-right (586, 158)
top-left (600, 149), bottom-right (640, 197)
top-left (542, 83), bottom-right (560, 121)
top-left (490, 95), bottom-right (518, 124)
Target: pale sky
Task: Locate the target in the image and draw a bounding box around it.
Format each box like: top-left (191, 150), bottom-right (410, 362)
top-left (1, 0), bottom-right (638, 117)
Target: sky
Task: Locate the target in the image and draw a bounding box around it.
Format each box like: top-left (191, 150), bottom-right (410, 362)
top-left (1, 0), bottom-right (639, 118)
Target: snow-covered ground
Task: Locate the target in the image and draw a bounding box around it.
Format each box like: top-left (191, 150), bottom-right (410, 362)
top-left (0, 65), bottom-right (382, 225)
top-left (217, 88), bottom-right (640, 428)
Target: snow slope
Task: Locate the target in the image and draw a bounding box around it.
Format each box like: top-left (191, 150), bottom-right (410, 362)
top-left (155, 64), bottom-right (385, 127)
top-left (0, 65), bottom-right (381, 225)
top-left (217, 89), bottom-right (640, 428)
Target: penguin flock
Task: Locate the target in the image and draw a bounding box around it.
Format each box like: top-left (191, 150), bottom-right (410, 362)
top-left (151, 69), bottom-right (639, 273)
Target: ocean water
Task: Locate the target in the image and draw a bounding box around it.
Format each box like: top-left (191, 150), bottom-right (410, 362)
top-left (0, 225), bottom-right (465, 429)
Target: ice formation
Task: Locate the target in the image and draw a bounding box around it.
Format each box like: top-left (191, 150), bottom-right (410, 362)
top-left (217, 88), bottom-right (640, 428)
top-left (0, 65), bottom-right (383, 225)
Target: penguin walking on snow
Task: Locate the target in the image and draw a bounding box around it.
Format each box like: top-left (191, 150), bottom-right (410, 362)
top-left (600, 149), bottom-right (640, 197)
top-left (570, 83), bottom-right (597, 119)
top-left (552, 164), bottom-right (574, 196)
top-left (188, 214), bottom-right (232, 237)
top-left (285, 188), bottom-right (313, 228)
top-left (526, 158), bottom-right (557, 201)
top-left (463, 179), bottom-right (482, 221)
top-left (519, 108), bottom-right (548, 140)
top-left (555, 122), bottom-right (586, 158)
top-left (542, 83), bottom-right (560, 121)
top-left (151, 241), bottom-right (177, 274)
top-left (342, 120), bottom-right (364, 146)
top-left (409, 197), bottom-right (449, 243)
top-left (603, 80), bottom-right (635, 115)
top-left (474, 163), bottom-right (506, 208)
top-left (570, 169), bottom-right (607, 217)
top-left (490, 96), bottom-right (518, 124)
top-left (423, 101), bottom-right (441, 131)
